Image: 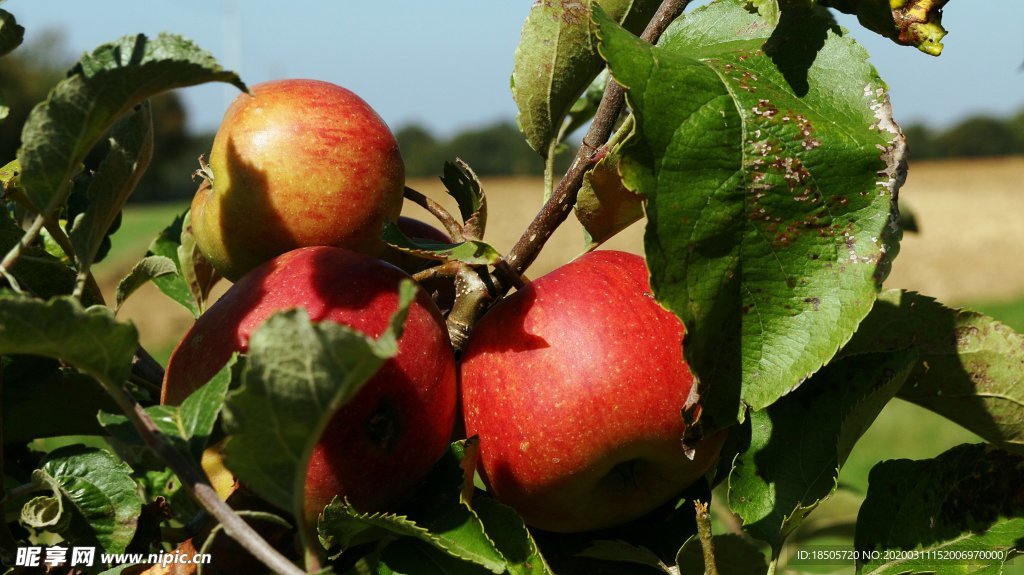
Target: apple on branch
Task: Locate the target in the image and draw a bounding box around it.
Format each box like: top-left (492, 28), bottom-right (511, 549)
top-left (162, 246), bottom-right (458, 521)
top-left (191, 79), bottom-right (405, 281)
top-left (460, 250), bottom-right (724, 532)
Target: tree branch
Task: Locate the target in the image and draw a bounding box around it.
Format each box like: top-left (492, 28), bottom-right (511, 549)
top-left (95, 375), bottom-right (304, 575)
top-left (694, 500), bottom-right (720, 575)
top-left (505, 0), bottom-right (691, 276)
top-left (403, 186), bottom-right (464, 241)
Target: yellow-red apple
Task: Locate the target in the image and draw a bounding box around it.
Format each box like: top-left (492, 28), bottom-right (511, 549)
top-left (192, 79), bottom-right (405, 281)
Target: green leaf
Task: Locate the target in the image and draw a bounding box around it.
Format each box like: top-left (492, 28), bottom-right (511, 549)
top-left (379, 538), bottom-right (497, 575)
top-left (0, 210), bottom-right (83, 300)
top-left (676, 533), bottom-right (768, 575)
top-left (177, 208), bottom-right (220, 314)
top-left (729, 351), bottom-right (917, 550)
top-left (472, 498), bottom-right (553, 575)
top-left (27, 446), bottom-right (143, 554)
top-left (822, 0), bottom-right (949, 56)
top-left (319, 504), bottom-right (504, 573)
top-left (855, 444), bottom-right (1024, 574)
top-left (0, 9), bottom-right (24, 58)
top-left (382, 220), bottom-right (501, 265)
top-left (2, 364), bottom-right (119, 441)
top-left (144, 209), bottom-right (218, 317)
top-left (69, 102), bottom-right (153, 275)
top-left (99, 360), bottom-right (232, 464)
top-left (320, 441), bottom-right (538, 574)
top-left (114, 255), bottom-right (178, 312)
top-left (575, 145), bottom-right (644, 249)
top-left (577, 540), bottom-right (671, 573)
top-left (319, 503), bottom-right (510, 574)
top-left (222, 282), bottom-right (414, 521)
top-left (512, 0), bottom-right (659, 157)
top-left (441, 159), bottom-right (486, 237)
top-left (146, 211), bottom-right (198, 316)
top-left (0, 294), bottom-right (138, 384)
top-left (596, 0), bottom-right (906, 427)
top-left (842, 290), bottom-right (1024, 453)
top-left (745, 0), bottom-right (781, 25)
top-left (17, 32), bottom-right (244, 218)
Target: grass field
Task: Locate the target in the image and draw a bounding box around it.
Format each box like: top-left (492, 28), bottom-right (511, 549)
top-left (94, 157), bottom-right (1023, 572)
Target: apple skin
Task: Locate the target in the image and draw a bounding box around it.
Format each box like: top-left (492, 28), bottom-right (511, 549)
top-left (162, 246), bottom-right (457, 521)
top-left (192, 79), bottom-right (405, 281)
top-left (460, 250), bottom-right (724, 533)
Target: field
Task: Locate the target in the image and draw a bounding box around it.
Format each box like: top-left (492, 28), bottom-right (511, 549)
top-left (92, 157), bottom-right (1023, 571)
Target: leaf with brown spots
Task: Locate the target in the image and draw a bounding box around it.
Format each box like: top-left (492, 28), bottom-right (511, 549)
top-left (842, 289), bottom-right (1024, 454)
top-left (728, 350), bottom-right (917, 552)
top-left (855, 444), bottom-right (1024, 574)
top-left (595, 0), bottom-right (906, 428)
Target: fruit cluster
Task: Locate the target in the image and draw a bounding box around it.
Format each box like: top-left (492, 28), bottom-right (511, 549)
top-left (165, 79), bottom-right (722, 533)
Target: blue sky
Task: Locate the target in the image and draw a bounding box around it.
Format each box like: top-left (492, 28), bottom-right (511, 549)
top-left (10, 1), bottom-right (1024, 135)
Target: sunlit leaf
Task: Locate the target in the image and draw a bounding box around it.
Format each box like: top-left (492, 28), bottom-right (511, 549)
top-left (596, 0), bottom-right (906, 427)
top-left (17, 32), bottom-right (244, 218)
top-left (24, 446), bottom-right (142, 554)
top-left (512, 0), bottom-right (659, 157)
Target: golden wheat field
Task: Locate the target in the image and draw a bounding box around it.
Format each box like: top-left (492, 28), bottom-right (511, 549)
top-left (102, 156), bottom-right (1024, 359)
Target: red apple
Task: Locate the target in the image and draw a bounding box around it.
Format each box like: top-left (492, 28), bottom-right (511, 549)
top-left (163, 246), bottom-right (457, 521)
top-left (192, 79), bottom-right (405, 281)
top-left (460, 250), bottom-right (723, 532)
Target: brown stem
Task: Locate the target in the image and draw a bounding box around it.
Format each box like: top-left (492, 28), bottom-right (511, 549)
top-left (694, 500), bottom-right (719, 575)
top-left (96, 375), bottom-right (304, 575)
top-left (505, 0), bottom-right (691, 276)
top-left (411, 260), bottom-right (460, 283)
top-left (403, 186), bottom-right (464, 241)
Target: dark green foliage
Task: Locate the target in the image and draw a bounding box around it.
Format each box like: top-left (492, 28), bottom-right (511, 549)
top-left (903, 108), bottom-right (1024, 160)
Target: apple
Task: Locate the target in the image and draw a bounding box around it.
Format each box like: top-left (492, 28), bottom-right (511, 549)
top-left (459, 250), bottom-right (724, 532)
top-left (191, 79), bottom-right (405, 281)
top-left (163, 246), bottom-right (457, 521)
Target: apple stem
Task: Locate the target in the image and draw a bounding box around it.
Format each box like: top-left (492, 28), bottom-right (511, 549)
top-left (403, 186), bottom-right (465, 241)
top-left (411, 260), bottom-right (460, 283)
top-left (694, 500), bottom-right (720, 575)
top-left (504, 0), bottom-right (694, 277)
top-left (447, 266), bottom-right (495, 351)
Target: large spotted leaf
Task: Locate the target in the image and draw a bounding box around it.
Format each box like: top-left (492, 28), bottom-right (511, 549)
top-left (595, 0), bottom-right (906, 427)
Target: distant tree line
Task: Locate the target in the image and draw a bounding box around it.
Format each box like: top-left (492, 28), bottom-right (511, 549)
top-left (903, 110), bottom-right (1024, 160)
top-left (395, 122), bottom-right (573, 179)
